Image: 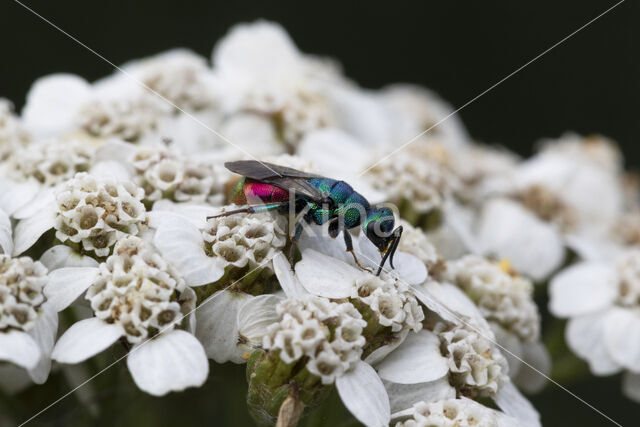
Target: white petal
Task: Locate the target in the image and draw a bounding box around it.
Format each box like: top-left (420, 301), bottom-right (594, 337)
top-left (12, 188), bottom-right (55, 220)
top-left (127, 330), bottom-right (208, 396)
top-left (237, 294), bottom-right (282, 348)
top-left (52, 318), bottom-right (123, 364)
top-left (549, 262), bottom-right (618, 317)
top-left (0, 330), bottom-right (41, 370)
top-left (150, 212), bottom-right (225, 286)
top-left (478, 198), bottom-right (564, 281)
top-left (23, 73), bottom-right (91, 136)
top-left (295, 249), bottom-right (360, 298)
top-left (411, 282), bottom-right (461, 325)
top-left (494, 380), bottom-right (541, 427)
top-left (90, 160), bottom-right (133, 181)
top-left (376, 330), bottom-right (449, 384)
top-left (385, 377), bottom-right (455, 414)
top-left (0, 208), bottom-right (11, 255)
top-left (45, 267), bottom-right (100, 312)
top-left (336, 360), bottom-right (390, 427)
top-left (513, 341), bottom-right (552, 394)
top-left (296, 232), bottom-right (351, 265)
top-left (273, 252), bottom-right (309, 299)
top-left (492, 324), bottom-right (524, 378)
top-left (357, 236), bottom-right (427, 285)
top-left (151, 201), bottom-right (221, 229)
top-left (0, 179), bottom-right (41, 216)
top-left (364, 330), bottom-right (409, 365)
top-left (603, 307), bottom-right (640, 372)
top-left (566, 310), bottom-right (621, 375)
top-left (622, 372), bottom-right (640, 403)
top-left (40, 245), bottom-right (99, 270)
top-left (27, 303), bottom-right (59, 383)
top-left (195, 289), bottom-right (251, 363)
top-left (12, 203), bottom-right (56, 256)
top-left (298, 128), bottom-right (369, 178)
top-left (180, 286), bottom-right (198, 335)
top-left (93, 138), bottom-right (138, 163)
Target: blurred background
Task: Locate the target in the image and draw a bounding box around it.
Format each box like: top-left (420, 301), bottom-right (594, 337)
top-left (0, 1), bottom-right (637, 426)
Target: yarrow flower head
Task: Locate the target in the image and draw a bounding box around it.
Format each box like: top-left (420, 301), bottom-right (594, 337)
top-left (52, 236), bottom-right (207, 396)
top-left (0, 255), bottom-right (47, 332)
top-left (435, 321), bottom-right (509, 398)
top-left (440, 256), bottom-right (540, 342)
top-left (396, 398), bottom-right (523, 427)
top-left (263, 296), bottom-right (366, 384)
top-left (202, 205), bottom-right (287, 273)
top-left (55, 172), bottom-right (147, 257)
top-left (130, 145), bottom-right (224, 205)
top-left (0, 99), bottom-right (29, 161)
top-left (5, 140), bottom-right (92, 187)
top-left (86, 236), bottom-right (186, 344)
top-left (0, 255), bottom-right (57, 384)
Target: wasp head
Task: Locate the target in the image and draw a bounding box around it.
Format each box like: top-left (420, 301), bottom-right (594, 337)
top-left (363, 207), bottom-right (403, 276)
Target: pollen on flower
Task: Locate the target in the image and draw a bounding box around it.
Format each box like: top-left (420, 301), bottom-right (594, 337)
top-left (6, 140), bottom-right (92, 186)
top-left (435, 322), bottom-right (508, 398)
top-left (130, 145), bottom-right (223, 204)
top-left (0, 255), bottom-right (48, 333)
top-left (352, 274), bottom-right (424, 333)
top-left (517, 184), bottom-right (576, 232)
top-left (54, 173), bottom-right (148, 257)
top-left (440, 255), bottom-right (540, 342)
top-left (85, 236), bottom-right (185, 344)
top-left (263, 297), bottom-right (366, 384)
top-left (397, 399), bottom-right (502, 427)
top-left (202, 205), bottom-right (287, 271)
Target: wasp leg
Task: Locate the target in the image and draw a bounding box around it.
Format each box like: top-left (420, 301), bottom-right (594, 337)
top-left (289, 221), bottom-right (304, 271)
top-left (206, 202), bottom-right (288, 219)
top-left (343, 231), bottom-right (373, 273)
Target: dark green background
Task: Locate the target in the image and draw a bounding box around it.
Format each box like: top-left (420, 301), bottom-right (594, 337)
top-left (0, 1), bottom-right (638, 426)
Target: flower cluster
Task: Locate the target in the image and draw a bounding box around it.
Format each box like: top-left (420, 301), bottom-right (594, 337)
top-left (263, 296), bottom-right (366, 384)
top-left (86, 236), bottom-right (185, 343)
top-left (54, 173), bottom-right (147, 256)
top-left (0, 255), bottom-right (47, 332)
top-left (435, 322), bottom-right (509, 398)
top-left (130, 145), bottom-right (223, 204)
top-left (397, 399), bottom-right (517, 427)
top-left (202, 206), bottom-right (287, 271)
top-left (441, 255), bottom-right (539, 342)
top-left (352, 274), bottom-right (424, 333)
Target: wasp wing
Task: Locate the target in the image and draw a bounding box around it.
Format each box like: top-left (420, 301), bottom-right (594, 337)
top-left (225, 160), bottom-right (328, 202)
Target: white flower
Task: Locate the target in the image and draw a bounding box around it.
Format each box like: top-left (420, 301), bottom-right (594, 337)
top-left (149, 205), bottom-right (287, 287)
top-left (395, 398), bottom-right (524, 427)
top-left (549, 247), bottom-right (640, 402)
top-left (0, 99), bottom-right (29, 160)
top-left (0, 255), bottom-right (58, 384)
top-left (54, 172), bottom-right (147, 256)
top-left (213, 21), bottom-right (340, 148)
top-left (51, 236), bottom-right (207, 396)
top-left (264, 296), bottom-right (367, 384)
top-left (441, 255), bottom-right (550, 393)
top-left (294, 246), bottom-right (426, 334)
top-left (396, 220), bottom-right (441, 270)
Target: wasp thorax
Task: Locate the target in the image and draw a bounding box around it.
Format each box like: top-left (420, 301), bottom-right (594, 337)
top-left (441, 255), bottom-right (540, 343)
top-left (435, 322), bottom-right (508, 399)
top-left (0, 255), bottom-right (48, 333)
top-left (202, 206), bottom-right (287, 271)
top-left (55, 173), bottom-right (147, 257)
top-left (86, 236), bottom-right (185, 344)
top-left (263, 297), bottom-right (366, 384)
top-left (352, 275), bottom-right (424, 333)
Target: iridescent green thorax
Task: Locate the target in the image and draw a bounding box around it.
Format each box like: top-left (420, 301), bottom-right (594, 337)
top-left (307, 178), bottom-right (370, 228)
